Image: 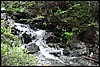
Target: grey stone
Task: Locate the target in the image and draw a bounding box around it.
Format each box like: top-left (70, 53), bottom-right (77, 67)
top-left (26, 42), bottom-right (40, 54)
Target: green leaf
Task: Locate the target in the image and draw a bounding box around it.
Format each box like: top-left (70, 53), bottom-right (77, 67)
top-left (1, 20), bottom-right (5, 23)
top-left (36, 16), bottom-right (44, 19)
top-left (64, 32), bottom-right (73, 36)
top-left (15, 8), bottom-right (20, 12)
top-left (20, 8), bottom-right (25, 12)
top-left (72, 27), bottom-right (78, 31)
top-left (43, 22), bottom-right (47, 26)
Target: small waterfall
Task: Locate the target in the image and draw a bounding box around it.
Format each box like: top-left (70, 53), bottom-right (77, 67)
top-left (13, 22), bottom-right (64, 64)
top-left (33, 30), bottom-right (64, 63)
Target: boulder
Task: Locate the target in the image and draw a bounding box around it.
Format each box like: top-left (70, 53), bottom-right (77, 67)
top-left (25, 42), bottom-right (40, 54)
top-left (22, 32), bottom-right (32, 44)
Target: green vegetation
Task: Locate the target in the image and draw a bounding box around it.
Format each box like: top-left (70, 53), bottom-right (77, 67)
top-left (62, 28), bottom-right (73, 45)
top-left (1, 16), bottom-right (37, 66)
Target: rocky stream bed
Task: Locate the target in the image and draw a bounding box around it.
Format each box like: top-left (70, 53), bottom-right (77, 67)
top-left (1, 7), bottom-right (99, 66)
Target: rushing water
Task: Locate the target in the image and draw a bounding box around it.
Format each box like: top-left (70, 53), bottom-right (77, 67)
top-left (1, 8), bottom-right (65, 65)
top-left (13, 22), bottom-right (65, 65)
top-left (34, 30), bottom-right (64, 63)
top-left (11, 22), bottom-right (99, 66)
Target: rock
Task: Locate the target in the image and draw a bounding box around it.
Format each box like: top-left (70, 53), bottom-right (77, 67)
top-left (63, 48), bottom-right (70, 56)
top-left (11, 12), bottom-right (31, 20)
top-left (48, 43), bottom-right (55, 48)
top-left (11, 25), bottom-right (20, 35)
top-left (46, 35), bottom-right (60, 44)
top-left (61, 38), bottom-right (68, 44)
top-left (58, 43), bottom-right (67, 48)
top-left (44, 32), bottom-right (53, 39)
top-left (73, 42), bottom-right (86, 49)
top-left (31, 19), bottom-right (46, 30)
top-left (53, 26), bottom-right (62, 37)
top-left (49, 52), bottom-right (61, 57)
top-left (29, 23), bottom-right (35, 30)
top-left (48, 43), bottom-right (60, 49)
top-left (69, 39), bottom-right (87, 56)
top-left (25, 42), bottom-right (40, 54)
top-left (22, 32), bottom-right (32, 44)
top-left (31, 35), bottom-right (36, 40)
top-left (77, 59), bottom-right (93, 66)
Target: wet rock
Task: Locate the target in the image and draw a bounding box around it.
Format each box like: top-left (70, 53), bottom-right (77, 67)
top-left (73, 42), bottom-right (86, 49)
top-left (44, 32), bottom-right (53, 39)
top-left (63, 47), bottom-right (70, 56)
top-left (57, 43), bottom-right (67, 48)
top-left (31, 19), bottom-right (46, 30)
top-left (61, 38), bottom-right (68, 44)
top-left (47, 43), bottom-right (60, 50)
top-left (70, 48), bottom-right (86, 57)
top-left (31, 36), bottom-right (36, 40)
top-left (11, 12), bottom-right (31, 20)
top-left (69, 43), bottom-right (87, 56)
top-left (77, 59), bottom-right (95, 66)
top-left (29, 23), bottom-right (35, 30)
top-left (48, 43), bottom-right (55, 48)
top-left (20, 25), bottom-right (27, 28)
top-left (11, 25), bottom-right (20, 35)
top-left (25, 42), bottom-right (40, 54)
top-left (46, 35), bottom-right (60, 44)
top-left (59, 56), bottom-right (67, 62)
top-left (22, 32), bottom-right (32, 44)
top-left (53, 25), bottom-right (62, 37)
top-left (49, 52), bottom-right (61, 57)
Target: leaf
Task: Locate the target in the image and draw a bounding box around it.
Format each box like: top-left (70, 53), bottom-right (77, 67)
top-left (72, 27), bottom-right (78, 31)
top-left (59, 10), bottom-right (68, 15)
top-left (36, 16), bottom-right (44, 19)
top-left (15, 8), bottom-right (20, 12)
top-left (43, 22), bottom-right (47, 26)
top-left (20, 8), bottom-right (25, 12)
top-left (1, 20), bottom-right (5, 23)
top-left (64, 32), bottom-right (73, 36)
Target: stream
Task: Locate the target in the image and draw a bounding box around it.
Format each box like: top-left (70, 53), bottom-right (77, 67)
top-left (1, 7), bottom-right (99, 66)
top-left (12, 22), bottom-right (65, 66)
top-left (11, 22), bottom-right (98, 66)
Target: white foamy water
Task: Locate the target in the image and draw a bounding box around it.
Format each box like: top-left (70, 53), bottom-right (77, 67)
top-left (14, 22), bottom-right (64, 63)
top-left (34, 30), bottom-right (64, 63)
